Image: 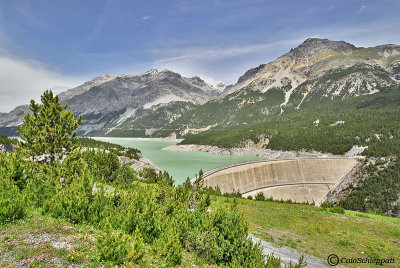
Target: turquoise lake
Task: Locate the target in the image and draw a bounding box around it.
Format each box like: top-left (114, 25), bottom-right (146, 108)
top-left (94, 138), bottom-right (259, 185)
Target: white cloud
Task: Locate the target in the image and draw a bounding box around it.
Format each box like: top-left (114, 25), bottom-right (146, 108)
top-left (141, 15), bottom-right (151, 20)
top-left (151, 38), bottom-right (303, 63)
top-left (0, 54), bottom-right (81, 112)
top-left (358, 4), bottom-right (366, 13)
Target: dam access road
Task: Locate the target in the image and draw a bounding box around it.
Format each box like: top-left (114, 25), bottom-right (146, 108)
top-left (200, 158), bottom-right (359, 206)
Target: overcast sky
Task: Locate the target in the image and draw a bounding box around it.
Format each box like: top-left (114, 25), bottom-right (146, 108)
top-left (0, 0), bottom-right (399, 112)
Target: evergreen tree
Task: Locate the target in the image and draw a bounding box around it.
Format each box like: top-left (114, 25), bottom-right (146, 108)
top-left (18, 90), bottom-right (82, 164)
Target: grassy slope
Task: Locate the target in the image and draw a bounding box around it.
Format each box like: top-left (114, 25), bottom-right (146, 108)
top-left (0, 210), bottom-right (99, 267)
top-left (211, 196), bottom-right (400, 267)
top-left (0, 210), bottom-right (216, 268)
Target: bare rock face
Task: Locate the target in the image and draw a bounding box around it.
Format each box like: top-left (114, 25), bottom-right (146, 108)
top-left (237, 64), bottom-right (266, 84)
top-left (240, 135), bottom-right (270, 149)
top-left (0, 143), bottom-right (16, 154)
top-left (118, 155), bottom-right (161, 172)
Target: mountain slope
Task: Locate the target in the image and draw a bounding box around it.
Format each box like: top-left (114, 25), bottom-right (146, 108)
top-left (0, 69), bottom-right (222, 135)
top-left (181, 85), bottom-right (400, 156)
top-left (152, 39), bottom-right (399, 138)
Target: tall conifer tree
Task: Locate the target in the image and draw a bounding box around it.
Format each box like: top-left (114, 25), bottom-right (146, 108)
top-left (18, 90), bottom-right (82, 164)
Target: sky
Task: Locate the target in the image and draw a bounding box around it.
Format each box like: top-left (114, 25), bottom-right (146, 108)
top-left (0, 0), bottom-right (399, 112)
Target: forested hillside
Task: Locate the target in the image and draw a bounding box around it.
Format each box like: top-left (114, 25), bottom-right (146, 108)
top-left (181, 85), bottom-right (400, 157)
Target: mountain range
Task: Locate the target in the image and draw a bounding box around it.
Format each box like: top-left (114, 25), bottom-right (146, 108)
top-left (0, 38), bottom-right (399, 140)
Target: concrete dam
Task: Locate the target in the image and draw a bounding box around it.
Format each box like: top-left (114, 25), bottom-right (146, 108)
top-left (201, 158), bottom-right (358, 206)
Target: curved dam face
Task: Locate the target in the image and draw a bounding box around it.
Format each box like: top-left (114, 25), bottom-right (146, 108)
top-left (202, 158), bottom-right (358, 205)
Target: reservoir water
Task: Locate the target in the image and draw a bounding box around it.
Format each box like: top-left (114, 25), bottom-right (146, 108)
top-left (94, 138), bottom-right (259, 185)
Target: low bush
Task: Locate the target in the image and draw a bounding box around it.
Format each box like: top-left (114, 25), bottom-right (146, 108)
top-left (42, 166), bottom-right (94, 224)
top-left (188, 208), bottom-right (265, 266)
top-left (329, 206), bottom-right (345, 214)
top-left (255, 192), bottom-right (266, 201)
top-left (0, 176), bottom-right (25, 224)
top-left (97, 220), bottom-right (133, 265)
top-left (153, 223), bottom-right (183, 266)
top-left (112, 164), bottom-right (138, 187)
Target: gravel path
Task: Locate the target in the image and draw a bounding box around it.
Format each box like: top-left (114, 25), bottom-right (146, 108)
top-left (249, 234), bottom-right (330, 267)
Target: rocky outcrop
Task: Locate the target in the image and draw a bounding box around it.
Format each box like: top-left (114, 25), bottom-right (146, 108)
top-left (0, 143), bottom-right (16, 154)
top-left (118, 155), bottom-right (161, 172)
top-left (236, 64), bottom-right (266, 84)
top-left (240, 135), bottom-right (270, 149)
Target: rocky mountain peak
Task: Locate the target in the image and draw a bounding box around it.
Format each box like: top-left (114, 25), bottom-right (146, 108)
top-left (215, 82), bottom-right (227, 91)
top-left (187, 76), bottom-right (208, 87)
top-left (286, 39), bottom-right (353, 64)
top-left (284, 38), bottom-right (356, 67)
top-left (147, 68), bottom-right (159, 75)
top-left (292, 38), bottom-right (356, 54)
top-left (158, 69), bottom-right (183, 80)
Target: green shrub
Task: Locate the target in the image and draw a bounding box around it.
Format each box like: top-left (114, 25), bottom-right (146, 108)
top-left (0, 134), bottom-right (17, 146)
top-left (188, 208), bottom-right (265, 266)
top-left (329, 206), bottom-right (345, 214)
top-left (112, 164), bottom-right (137, 187)
top-left (141, 168), bottom-right (174, 185)
top-left (120, 188), bottom-right (162, 243)
top-left (24, 166), bottom-right (57, 208)
top-left (265, 253), bottom-right (282, 268)
top-left (81, 149), bottom-right (120, 181)
top-left (128, 227), bottom-right (145, 264)
top-left (97, 220), bottom-right (133, 265)
top-left (0, 177), bottom-right (25, 224)
top-left (0, 153), bottom-right (30, 190)
top-left (153, 223), bottom-right (183, 266)
top-left (0, 156), bottom-right (25, 223)
top-left (87, 185), bottom-right (118, 225)
top-left (43, 167), bottom-right (94, 224)
top-left (255, 192), bottom-right (266, 201)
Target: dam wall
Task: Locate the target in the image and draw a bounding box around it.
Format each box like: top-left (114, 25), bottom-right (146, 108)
top-left (202, 158), bottom-right (358, 205)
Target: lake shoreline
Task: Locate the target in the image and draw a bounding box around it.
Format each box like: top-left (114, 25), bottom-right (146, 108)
top-left (163, 144), bottom-right (346, 160)
top-left (89, 136), bottom-right (184, 142)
